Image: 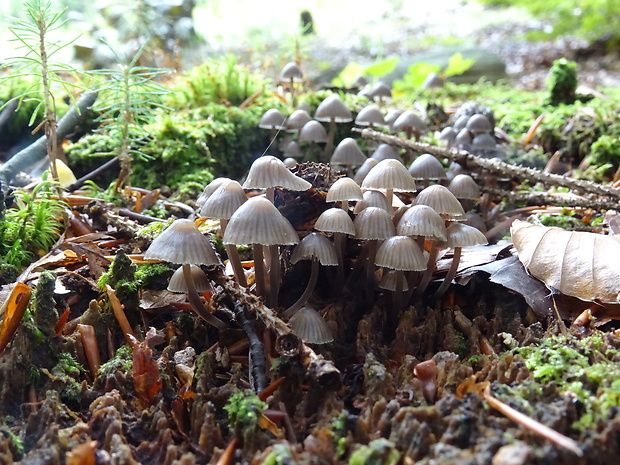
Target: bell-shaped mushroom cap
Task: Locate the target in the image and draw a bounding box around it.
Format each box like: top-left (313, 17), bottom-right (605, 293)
top-left (243, 155), bottom-right (311, 191)
top-left (392, 110), bottom-right (427, 134)
top-left (196, 177), bottom-right (232, 208)
top-left (326, 177), bottom-right (363, 203)
top-left (353, 75), bottom-right (369, 87)
top-left (376, 235), bottom-right (426, 271)
top-left (280, 61), bottom-right (303, 82)
top-left (379, 269), bottom-right (409, 291)
top-left (297, 101), bottom-right (312, 113)
top-left (448, 174), bottom-right (480, 200)
top-left (371, 144), bottom-right (402, 163)
top-left (288, 305), bottom-right (333, 344)
top-left (223, 196), bottom-right (299, 246)
top-left (353, 190), bottom-right (392, 215)
top-left (408, 154), bottom-right (447, 180)
top-left (446, 161), bottom-right (467, 182)
top-left (314, 94), bottom-right (353, 123)
top-left (438, 127), bottom-right (458, 147)
top-left (369, 81), bottom-right (392, 99)
top-left (354, 207), bottom-right (395, 240)
top-left (385, 109), bottom-right (404, 129)
top-left (444, 222), bottom-right (488, 248)
top-left (299, 120), bottom-right (328, 143)
top-left (362, 159), bottom-right (416, 193)
top-left (291, 232), bottom-right (338, 266)
top-left (284, 140), bottom-right (304, 159)
top-left (466, 114), bottom-right (492, 135)
top-left (168, 265), bottom-right (212, 293)
top-left (144, 219), bottom-right (221, 266)
top-left (455, 128), bottom-right (473, 147)
top-left (355, 105), bottom-right (386, 127)
top-left (285, 109), bottom-right (312, 131)
top-left (454, 115), bottom-right (470, 130)
top-left (397, 205), bottom-right (447, 241)
top-left (414, 185), bottom-right (466, 220)
top-left (314, 208), bottom-right (355, 235)
top-left (258, 108), bottom-right (286, 129)
top-left (283, 157), bottom-right (298, 168)
top-left (330, 138), bottom-right (367, 166)
top-left (353, 158), bottom-right (378, 185)
top-left (199, 180), bottom-right (247, 219)
top-left (472, 133), bottom-right (496, 150)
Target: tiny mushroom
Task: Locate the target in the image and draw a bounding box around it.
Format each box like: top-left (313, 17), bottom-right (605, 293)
top-left (196, 177), bottom-right (232, 209)
top-left (299, 120), bottom-right (328, 144)
top-left (330, 137), bottom-right (367, 176)
top-left (355, 104), bottom-right (386, 128)
top-left (288, 305), bottom-right (333, 344)
top-left (414, 184), bottom-right (466, 221)
top-left (144, 219), bottom-right (226, 329)
top-left (168, 264), bottom-right (212, 294)
top-left (259, 108), bottom-right (286, 141)
top-left (314, 207), bottom-right (356, 289)
top-left (280, 61), bottom-right (304, 107)
top-left (408, 154), bottom-right (447, 189)
top-left (326, 177), bottom-right (364, 210)
top-left (392, 110), bottom-right (427, 141)
top-left (283, 232), bottom-right (338, 318)
top-left (285, 109), bottom-right (312, 137)
top-left (371, 144), bottom-right (402, 163)
top-left (243, 155), bottom-right (311, 202)
top-left (353, 158), bottom-right (379, 185)
top-left (353, 190), bottom-right (393, 216)
top-left (361, 158), bottom-right (416, 206)
top-left (314, 94), bottom-right (353, 157)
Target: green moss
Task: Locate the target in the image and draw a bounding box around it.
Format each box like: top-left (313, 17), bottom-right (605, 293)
top-left (134, 263), bottom-right (175, 289)
top-left (32, 271), bottom-right (58, 338)
top-left (50, 353), bottom-right (87, 401)
top-left (224, 390), bottom-right (267, 446)
top-left (535, 209), bottom-right (584, 229)
top-left (98, 344), bottom-right (133, 378)
top-left (98, 250), bottom-right (139, 310)
top-left (263, 443), bottom-right (294, 465)
top-left (348, 439), bottom-right (400, 465)
top-left (546, 59), bottom-right (577, 106)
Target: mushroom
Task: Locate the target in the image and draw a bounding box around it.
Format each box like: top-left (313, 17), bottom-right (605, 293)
top-left (385, 108), bottom-right (404, 131)
top-left (448, 174), bottom-right (480, 212)
top-left (258, 108), bottom-right (286, 142)
top-left (371, 144), bottom-right (402, 163)
top-left (280, 62), bottom-right (304, 107)
top-left (353, 158), bottom-right (378, 185)
top-left (353, 189), bottom-right (393, 216)
top-left (283, 140), bottom-right (304, 159)
top-left (223, 196), bottom-right (299, 307)
top-left (283, 232), bottom-right (337, 318)
top-left (414, 359), bottom-right (438, 404)
top-left (285, 109), bottom-right (312, 138)
top-left (408, 154), bottom-right (447, 189)
top-left (354, 206), bottom-right (396, 292)
top-left (168, 264), bottom-right (212, 293)
top-left (361, 158), bottom-right (416, 206)
top-left (243, 155), bottom-right (311, 202)
top-left (433, 223), bottom-right (488, 301)
top-left (196, 177), bottom-right (232, 210)
top-left (314, 94), bottom-right (353, 158)
top-left (326, 177), bottom-right (363, 211)
top-left (414, 184), bottom-right (466, 221)
top-left (199, 180), bottom-right (248, 287)
top-left (368, 81), bottom-right (391, 105)
top-left (144, 219), bottom-right (226, 329)
top-left (375, 235), bottom-right (426, 315)
top-left (438, 126), bottom-right (458, 148)
top-left (392, 110), bottom-right (427, 141)
top-left (288, 305), bottom-right (333, 344)
top-left (314, 207), bottom-right (355, 290)
top-left (330, 137), bottom-right (367, 176)
top-left (355, 104), bottom-right (386, 129)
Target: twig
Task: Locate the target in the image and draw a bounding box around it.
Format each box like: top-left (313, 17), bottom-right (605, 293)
top-left (481, 186), bottom-right (620, 211)
top-left (232, 299), bottom-right (268, 393)
top-left (357, 128), bottom-right (620, 200)
top-left (65, 155), bottom-right (119, 192)
top-left (0, 92), bottom-right (98, 190)
top-left (484, 384), bottom-right (583, 456)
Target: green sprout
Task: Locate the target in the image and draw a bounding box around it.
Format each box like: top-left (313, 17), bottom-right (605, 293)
top-left (224, 390), bottom-right (267, 446)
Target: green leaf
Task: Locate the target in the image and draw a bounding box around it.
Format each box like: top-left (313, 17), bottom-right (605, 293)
top-left (444, 52), bottom-right (476, 78)
top-left (399, 62), bottom-right (441, 90)
top-left (332, 62), bottom-right (365, 87)
top-left (363, 57), bottom-right (400, 78)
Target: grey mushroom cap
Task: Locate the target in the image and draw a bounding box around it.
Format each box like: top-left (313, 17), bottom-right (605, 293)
top-left (326, 177), bottom-right (363, 203)
top-left (369, 81), bottom-right (392, 99)
top-left (355, 105), bottom-right (386, 127)
top-left (448, 174), bottom-right (481, 200)
top-left (314, 208), bottom-right (355, 235)
top-left (280, 61), bottom-right (303, 82)
top-left (168, 265), bottom-right (212, 293)
top-left (284, 140), bottom-right (304, 159)
top-left (385, 109), bottom-right (404, 129)
top-left (353, 190), bottom-right (392, 216)
top-left (196, 177), bottom-right (232, 208)
top-left (223, 196), bottom-right (299, 246)
top-left (354, 206), bottom-right (396, 240)
top-left (361, 159), bottom-right (416, 193)
top-left (371, 144), bottom-right (402, 163)
top-left (199, 180), bottom-right (247, 220)
top-left (330, 138), bottom-right (367, 166)
top-left (299, 120), bottom-right (328, 143)
top-left (144, 219), bottom-right (221, 266)
top-left (379, 269), bottom-right (409, 291)
top-left (466, 114), bottom-right (492, 135)
top-left (408, 154), bottom-right (447, 180)
top-left (414, 184), bottom-right (466, 220)
top-left (375, 235), bottom-right (427, 271)
top-left (288, 305), bottom-right (333, 344)
top-left (243, 155), bottom-right (311, 191)
top-left (291, 232), bottom-right (338, 266)
top-left (258, 108), bottom-right (286, 129)
top-left (392, 110), bottom-right (427, 134)
top-left (472, 132), bottom-right (497, 150)
top-left (314, 94), bottom-right (353, 122)
top-left (285, 109), bottom-right (312, 131)
top-left (444, 222), bottom-right (488, 248)
top-left (353, 158), bottom-right (379, 185)
top-left (397, 205), bottom-right (447, 241)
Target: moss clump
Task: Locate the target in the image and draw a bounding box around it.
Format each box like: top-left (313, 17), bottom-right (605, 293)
top-left (134, 263), bottom-right (175, 289)
top-left (48, 353), bottom-right (87, 401)
top-left (97, 344), bottom-right (133, 379)
top-left (348, 438), bottom-right (400, 465)
top-left (98, 250), bottom-right (139, 311)
top-left (546, 58), bottom-right (577, 106)
top-left (224, 390), bottom-right (267, 446)
top-left (514, 334), bottom-right (620, 431)
top-left (32, 271), bottom-right (59, 338)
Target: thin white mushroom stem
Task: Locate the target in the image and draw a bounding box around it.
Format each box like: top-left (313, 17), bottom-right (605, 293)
top-left (268, 244), bottom-right (281, 308)
top-left (484, 384), bottom-right (583, 457)
top-left (182, 264), bottom-right (227, 329)
top-left (384, 188), bottom-right (394, 208)
top-left (340, 200), bottom-right (348, 211)
top-left (253, 244), bottom-right (266, 298)
top-left (410, 240), bottom-right (439, 302)
top-left (433, 246), bottom-right (462, 301)
top-left (221, 219), bottom-right (247, 288)
top-left (282, 258), bottom-right (319, 319)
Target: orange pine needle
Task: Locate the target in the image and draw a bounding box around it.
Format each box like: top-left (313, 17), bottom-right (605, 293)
top-left (105, 285), bottom-right (137, 348)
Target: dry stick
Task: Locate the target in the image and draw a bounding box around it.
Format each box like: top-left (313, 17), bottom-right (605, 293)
top-left (65, 155), bottom-right (120, 192)
top-left (232, 299), bottom-right (268, 392)
top-left (357, 128), bottom-right (620, 200)
top-left (484, 384), bottom-right (583, 457)
top-left (0, 92), bottom-right (98, 190)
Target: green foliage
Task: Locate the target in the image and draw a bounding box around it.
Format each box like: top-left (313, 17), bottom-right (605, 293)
top-left (348, 439), bottom-right (400, 465)
top-left (477, 0), bottom-right (620, 42)
top-left (170, 54), bottom-right (270, 108)
top-left (392, 53), bottom-right (476, 94)
top-left (49, 352), bottom-right (87, 400)
top-left (546, 58), bottom-right (577, 106)
top-left (224, 390), bottom-right (267, 445)
top-left (514, 335), bottom-right (620, 431)
top-left (0, 173), bottom-right (66, 284)
top-left (331, 57), bottom-right (400, 87)
top-left (97, 344), bottom-right (133, 378)
top-left (263, 443), bottom-right (294, 465)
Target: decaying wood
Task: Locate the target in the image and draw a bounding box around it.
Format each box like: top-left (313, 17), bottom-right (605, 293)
top-left (358, 128), bottom-right (620, 202)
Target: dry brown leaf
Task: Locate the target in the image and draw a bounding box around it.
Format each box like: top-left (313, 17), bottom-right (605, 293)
top-left (511, 220), bottom-right (620, 303)
top-left (0, 283), bottom-right (32, 354)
